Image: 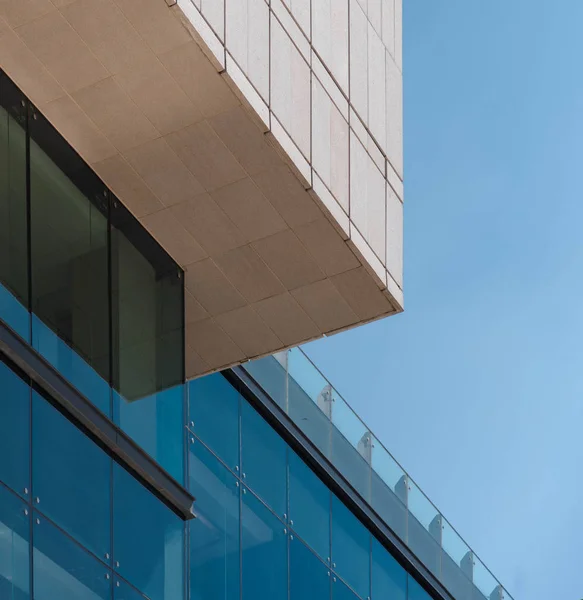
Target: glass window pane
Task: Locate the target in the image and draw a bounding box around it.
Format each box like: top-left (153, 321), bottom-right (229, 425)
top-left (0, 484), bottom-right (29, 600)
top-left (371, 537), bottom-right (406, 600)
top-left (0, 360), bottom-right (30, 497)
top-left (241, 488), bottom-right (287, 600)
top-left (32, 391), bottom-right (111, 560)
top-left (33, 513), bottom-right (111, 600)
top-left (332, 574), bottom-right (359, 600)
top-left (114, 579), bottom-right (149, 600)
top-left (188, 373), bottom-right (240, 471)
top-left (288, 450), bottom-right (330, 561)
top-left (32, 315), bottom-right (110, 416)
top-left (111, 200), bottom-right (183, 402)
top-left (241, 400), bottom-right (287, 518)
top-left (113, 464), bottom-right (184, 600)
top-left (29, 111), bottom-right (110, 404)
top-left (290, 536), bottom-right (330, 600)
top-left (113, 383), bottom-right (185, 484)
top-left (331, 495), bottom-right (370, 599)
top-left (0, 75), bottom-right (29, 340)
top-left (189, 439), bottom-right (239, 600)
top-left (408, 576), bottom-right (432, 600)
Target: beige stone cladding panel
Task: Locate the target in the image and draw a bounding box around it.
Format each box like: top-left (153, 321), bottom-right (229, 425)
top-left (0, 0), bottom-right (400, 380)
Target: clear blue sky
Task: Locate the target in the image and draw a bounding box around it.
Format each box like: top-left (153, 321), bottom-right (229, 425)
top-left (304, 1), bottom-right (583, 598)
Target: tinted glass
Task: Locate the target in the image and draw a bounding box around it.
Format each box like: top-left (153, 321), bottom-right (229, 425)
top-left (371, 537), bottom-right (407, 600)
top-left (241, 488), bottom-right (287, 600)
top-left (188, 374), bottom-right (240, 470)
top-left (114, 579), bottom-right (149, 600)
top-left (0, 76), bottom-right (28, 340)
top-left (0, 484), bottom-right (29, 600)
top-left (290, 536), bottom-right (330, 600)
top-left (331, 494), bottom-right (370, 599)
top-left (408, 576), bottom-right (433, 600)
top-left (0, 360), bottom-right (30, 497)
top-left (32, 315), bottom-right (110, 416)
top-left (289, 450), bottom-right (330, 561)
top-left (32, 391), bottom-right (111, 560)
top-left (189, 439), bottom-right (239, 600)
top-left (111, 200), bottom-right (183, 402)
top-left (332, 575), bottom-right (360, 600)
top-left (33, 513), bottom-right (111, 600)
top-left (114, 383), bottom-right (185, 484)
top-left (241, 399), bottom-right (287, 517)
top-left (113, 464), bottom-right (184, 600)
top-left (29, 110), bottom-right (110, 393)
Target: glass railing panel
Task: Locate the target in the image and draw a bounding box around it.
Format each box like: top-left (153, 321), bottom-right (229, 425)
top-left (287, 347), bottom-right (330, 413)
top-left (243, 353), bottom-right (288, 410)
top-left (472, 555), bottom-right (499, 600)
top-left (441, 519), bottom-right (473, 600)
top-left (331, 393), bottom-right (372, 501)
top-left (370, 438), bottom-right (408, 542)
top-left (407, 480), bottom-right (441, 578)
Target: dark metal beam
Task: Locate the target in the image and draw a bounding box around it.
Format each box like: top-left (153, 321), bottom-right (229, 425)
top-left (0, 319), bottom-right (195, 521)
top-left (224, 365), bottom-right (455, 600)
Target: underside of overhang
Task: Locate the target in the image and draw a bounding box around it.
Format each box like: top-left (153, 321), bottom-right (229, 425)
top-left (0, 0), bottom-right (401, 379)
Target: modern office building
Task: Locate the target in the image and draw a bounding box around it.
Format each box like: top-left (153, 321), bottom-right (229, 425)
top-left (0, 1), bottom-right (511, 600)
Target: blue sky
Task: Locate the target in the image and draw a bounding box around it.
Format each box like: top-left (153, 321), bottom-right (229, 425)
top-left (304, 1), bottom-right (583, 598)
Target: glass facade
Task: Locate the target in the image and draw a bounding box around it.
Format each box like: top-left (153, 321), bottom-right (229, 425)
top-left (0, 70), bottom-right (185, 480)
top-left (0, 354), bottom-right (184, 600)
top-left (0, 69), bottom-right (509, 600)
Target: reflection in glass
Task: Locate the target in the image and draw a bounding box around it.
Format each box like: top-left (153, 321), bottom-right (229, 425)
top-left (290, 536), bottom-right (330, 600)
top-left (241, 400), bottom-right (287, 517)
top-left (111, 200), bottom-right (183, 402)
top-left (241, 488), bottom-right (287, 600)
top-left (113, 464), bottom-right (184, 600)
top-left (408, 575), bottom-right (432, 600)
top-left (188, 373), bottom-right (241, 470)
top-left (371, 537), bottom-right (406, 600)
top-left (0, 76), bottom-right (29, 340)
top-left (0, 360), bottom-right (30, 497)
top-left (289, 450), bottom-right (330, 561)
top-left (114, 383), bottom-right (185, 484)
top-left (331, 494), bottom-right (370, 600)
top-left (33, 514), bottom-right (111, 600)
top-left (189, 439), bottom-right (240, 600)
top-left (0, 485), bottom-right (29, 600)
top-left (30, 114), bottom-right (110, 400)
top-left (32, 391), bottom-right (111, 560)
top-left (114, 579), bottom-right (149, 600)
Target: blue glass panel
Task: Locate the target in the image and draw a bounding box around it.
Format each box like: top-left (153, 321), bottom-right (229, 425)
top-left (32, 391), bottom-right (111, 560)
top-left (288, 450), bottom-right (330, 561)
top-left (0, 283), bottom-right (29, 341)
top-left (33, 513), bottom-right (111, 600)
top-left (189, 439), bottom-right (239, 600)
top-left (240, 400), bottom-right (287, 517)
top-left (0, 484), bottom-right (29, 600)
top-left (113, 464), bottom-right (184, 600)
top-left (113, 384), bottom-right (185, 484)
top-left (290, 536), bottom-right (330, 600)
top-left (408, 576), bottom-right (432, 600)
top-left (0, 361), bottom-right (29, 497)
top-left (332, 575), bottom-right (359, 600)
top-left (188, 374), bottom-right (240, 471)
top-left (32, 316), bottom-right (110, 416)
top-left (331, 495), bottom-right (370, 599)
top-left (371, 537), bottom-right (406, 600)
top-left (241, 488), bottom-right (287, 600)
top-left (114, 579), bottom-right (149, 600)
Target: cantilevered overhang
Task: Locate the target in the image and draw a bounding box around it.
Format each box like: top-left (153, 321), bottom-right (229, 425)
top-left (0, 0), bottom-right (403, 379)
